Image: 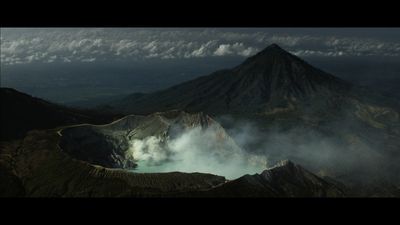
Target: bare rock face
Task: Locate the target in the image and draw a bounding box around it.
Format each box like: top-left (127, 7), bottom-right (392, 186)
top-left (259, 160), bottom-right (345, 197)
top-left (58, 110), bottom-right (238, 170)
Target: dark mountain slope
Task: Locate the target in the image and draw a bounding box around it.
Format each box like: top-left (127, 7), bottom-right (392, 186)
top-left (111, 44), bottom-right (356, 115)
top-left (110, 44), bottom-right (400, 119)
top-left (0, 88), bottom-right (119, 141)
top-left (178, 160), bottom-right (345, 197)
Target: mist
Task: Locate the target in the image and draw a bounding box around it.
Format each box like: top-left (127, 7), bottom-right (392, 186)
top-left (122, 110), bottom-right (398, 183)
top-left (216, 115), bottom-right (399, 184)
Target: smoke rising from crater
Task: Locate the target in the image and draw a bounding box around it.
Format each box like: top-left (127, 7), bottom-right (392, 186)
top-left (217, 114), bottom-right (400, 183)
top-left (126, 126), bottom-right (268, 179)
top-left (124, 111), bottom-right (399, 182)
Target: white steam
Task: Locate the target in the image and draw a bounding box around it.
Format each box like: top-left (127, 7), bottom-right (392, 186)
top-left (216, 115), bottom-right (400, 184)
top-left (126, 126), bottom-right (268, 179)
top-left (126, 114), bottom-right (399, 183)
top-left (129, 136), bottom-right (166, 164)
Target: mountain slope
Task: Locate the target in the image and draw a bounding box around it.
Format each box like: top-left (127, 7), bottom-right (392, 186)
top-left (110, 44), bottom-right (399, 120)
top-left (178, 160), bottom-right (345, 197)
top-left (0, 88), bottom-right (119, 141)
top-left (110, 44), bottom-right (355, 115)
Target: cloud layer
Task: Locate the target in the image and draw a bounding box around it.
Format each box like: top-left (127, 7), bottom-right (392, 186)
top-left (1, 28), bottom-right (399, 66)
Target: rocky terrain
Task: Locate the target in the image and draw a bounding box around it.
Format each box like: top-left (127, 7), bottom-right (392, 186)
top-left (59, 110), bottom-right (239, 170)
top-left (177, 160), bottom-right (345, 197)
top-left (0, 127), bottom-right (346, 197)
top-left (0, 129), bottom-right (226, 197)
top-left (2, 109), bottom-right (398, 197)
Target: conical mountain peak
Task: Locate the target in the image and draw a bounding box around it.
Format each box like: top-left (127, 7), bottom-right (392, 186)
top-left (112, 44), bottom-right (351, 115)
top-left (256, 43), bottom-right (293, 57)
top-left (235, 43), bottom-right (303, 72)
top-left (261, 43), bottom-right (286, 52)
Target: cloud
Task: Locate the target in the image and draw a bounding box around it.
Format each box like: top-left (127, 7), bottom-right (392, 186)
top-left (81, 57), bottom-right (96, 62)
top-left (190, 40), bottom-right (217, 57)
top-left (214, 43), bottom-right (259, 57)
top-left (214, 44), bottom-right (234, 56)
top-left (291, 49), bottom-right (346, 57)
top-left (46, 55), bottom-right (58, 63)
top-left (1, 28), bottom-right (399, 66)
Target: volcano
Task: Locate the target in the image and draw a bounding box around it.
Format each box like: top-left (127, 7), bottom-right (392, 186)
top-left (109, 44), bottom-right (400, 185)
top-left (111, 44), bottom-right (355, 115)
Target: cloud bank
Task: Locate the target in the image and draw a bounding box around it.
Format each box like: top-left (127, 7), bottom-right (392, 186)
top-left (1, 28), bottom-right (399, 66)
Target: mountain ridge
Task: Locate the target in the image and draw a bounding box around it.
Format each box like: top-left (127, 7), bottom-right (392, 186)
top-left (185, 159), bottom-right (345, 197)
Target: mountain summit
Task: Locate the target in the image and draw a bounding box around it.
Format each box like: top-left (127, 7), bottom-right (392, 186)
top-left (111, 44), bottom-right (351, 115)
top-left (237, 43), bottom-right (314, 71)
top-left (240, 43), bottom-right (295, 63)
top-left (232, 43), bottom-right (351, 100)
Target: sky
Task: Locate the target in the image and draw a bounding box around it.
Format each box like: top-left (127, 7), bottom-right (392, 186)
top-left (1, 28), bottom-right (400, 105)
